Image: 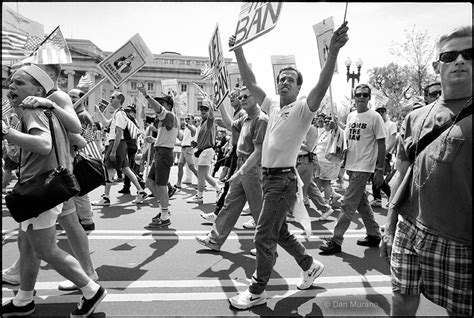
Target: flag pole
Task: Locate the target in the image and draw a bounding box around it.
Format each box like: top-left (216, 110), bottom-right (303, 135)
top-left (29, 25), bottom-right (60, 56)
top-left (73, 77), bottom-right (108, 109)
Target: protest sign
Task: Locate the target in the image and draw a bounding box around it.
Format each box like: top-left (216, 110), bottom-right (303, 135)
top-left (98, 34), bottom-right (153, 87)
top-left (208, 24), bottom-right (229, 109)
top-left (161, 79), bottom-right (178, 98)
top-left (270, 55), bottom-right (296, 95)
top-left (230, 2), bottom-right (283, 51)
top-left (313, 17), bottom-right (338, 73)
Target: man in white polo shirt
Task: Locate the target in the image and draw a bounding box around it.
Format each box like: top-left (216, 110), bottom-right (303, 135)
top-left (227, 22), bottom-right (349, 309)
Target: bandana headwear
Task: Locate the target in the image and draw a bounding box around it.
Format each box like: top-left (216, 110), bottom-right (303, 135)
top-left (21, 64), bottom-right (54, 93)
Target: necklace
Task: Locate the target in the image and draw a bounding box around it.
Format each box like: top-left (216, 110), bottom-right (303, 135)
top-left (413, 96), bottom-right (472, 188)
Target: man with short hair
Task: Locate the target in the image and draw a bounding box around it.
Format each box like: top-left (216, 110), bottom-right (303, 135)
top-left (423, 81), bottom-right (442, 105)
top-left (381, 25), bottom-right (472, 317)
top-left (92, 91), bottom-right (147, 206)
top-left (175, 114), bottom-right (198, 188)
top-left (319, 84), bottom-right (385, 255)
top-left (227, 22), bottom-right (348, 309)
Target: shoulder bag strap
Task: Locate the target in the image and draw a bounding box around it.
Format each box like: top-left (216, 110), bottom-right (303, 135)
top-left (44, 110), bottom-right (61, 166)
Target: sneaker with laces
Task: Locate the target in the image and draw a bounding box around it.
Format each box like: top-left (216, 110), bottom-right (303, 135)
top-left (370, 199), bottom-right (382, 207)
top-left (91, 197), bottom-right (110, 206)
top-left (296, 260), bottom-right (325, 290)
top-left (242, 219), bottom-right (256, 229)
top-left (286, 214), bottom-right (296, 222)
top-left (240, 207), bottom-right (251, 216)
top-left (200, 212), bottom-right (216, 223)
top-left (152, 213), bottom-right (161, 222)
top-left (134, 191), bottom-right (148, 204)
top-left (187, 195), bottom-right (203, 204)
top-left (229, 289), bottom-right (266, 309)
top-left (195, 236), bottom-right (221, 251)
top-left (2, 267), bottom-right (20, 285)
top-left (319, 238), bottom-right (342, 255)
top-left (147, 219), bottom-right (171, 228)
top-left (168, 186), bottom-right (177, 198)
top-left (2, 300), bottom-right (35, 317)
top-left (318, 208), bottom-right (334, 221)
top-left (58, 273), bottom-right (99, 291)
top-left (70, 285), bottom-right (107, 318)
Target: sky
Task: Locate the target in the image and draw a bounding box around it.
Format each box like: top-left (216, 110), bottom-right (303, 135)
top-left (4, 2), bottom-right (472, 111)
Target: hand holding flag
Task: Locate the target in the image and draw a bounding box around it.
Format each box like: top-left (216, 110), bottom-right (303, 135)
top-left (78, 73), bottom-right (93, 89)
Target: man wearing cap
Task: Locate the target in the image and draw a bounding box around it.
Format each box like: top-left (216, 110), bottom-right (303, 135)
top-left (423, 81), bottom-right (442, 105)
top-left (92, 91), bottom-right (147, 207)
top-left (138, 86), bottom-right (179, 228)
top-left (187, 101), bottom-right (222, 204)
top-left (2, 64), bottom-right (107, 317)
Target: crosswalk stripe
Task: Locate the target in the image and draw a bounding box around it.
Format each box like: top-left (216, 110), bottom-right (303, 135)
top-left (2, 286), bottom-right (393, 303)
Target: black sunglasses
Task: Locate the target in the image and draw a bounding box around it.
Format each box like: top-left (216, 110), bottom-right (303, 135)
top-left (438, 48), bottom-right (472, 63)
top-left (428, 91), bottom-right (442, 98)
top-left (354, 93), bottom-right (370, 98)
top-left (238, 94), bottom-right (251, 100)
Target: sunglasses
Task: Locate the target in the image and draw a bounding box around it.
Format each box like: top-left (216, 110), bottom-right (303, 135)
top-left (354, 93), bottom-right (370, 98)
top-left (428, 91), bottom-right (442, 98)
top-left (324, 120), bottom-right (331, 124)
top-left (238, 94), bottom-right (251, 100)
top-left (438, 48), bottom-right (472, 63)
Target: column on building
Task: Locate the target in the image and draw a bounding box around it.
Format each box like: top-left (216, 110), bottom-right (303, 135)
top-left (63, 69), bottom-right (75, 92)
top-left (86, 71), bottom-right (98, 115)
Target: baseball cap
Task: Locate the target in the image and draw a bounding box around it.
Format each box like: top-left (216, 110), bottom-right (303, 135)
top-left (375, 106), bottom-right (387, 113)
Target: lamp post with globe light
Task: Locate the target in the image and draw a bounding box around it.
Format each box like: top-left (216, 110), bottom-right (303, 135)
top-left (345, 57), bottom-right (363, 99)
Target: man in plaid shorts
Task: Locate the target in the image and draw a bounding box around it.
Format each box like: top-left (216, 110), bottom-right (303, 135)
top-left (381, 25), bottom-right (472, 316)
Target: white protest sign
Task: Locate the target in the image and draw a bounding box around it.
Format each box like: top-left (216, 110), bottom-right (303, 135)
top-left (313, 17), bottom-right (338, 73)
top-left (230, 2), bottom-right (283, 51)
top-left (270, 55), bottom-right (296, 95)
top-left (98, 34), bottom-right (153, 87)
top-left (208, 24), bottom-right (229, 109)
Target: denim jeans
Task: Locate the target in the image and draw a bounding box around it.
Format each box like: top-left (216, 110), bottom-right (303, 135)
top-left (249, 170), bottom-right (313, 295)
top-left (73, 194), bottom-right (94, 224)
top-left (297, 160), bottom-right (331, 213)
top-left (332, 171), bottom-right (381, 246)
top-left (209, 159), bottom-right (263, 246)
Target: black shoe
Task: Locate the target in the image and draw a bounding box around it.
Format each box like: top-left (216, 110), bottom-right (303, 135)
top-left (118, 188), bottom-right (131, 194)
top-left (168, 186), bottom-right (177, 198)
top-left (152, 213), bottom-right (161, 222)
top-left (81, 223), bottom-right (95, 231)
top-left (356, 235), bottom-right (381, 247)
top-left (319, 238), bottom-right (341, 255)
top-left (2, 300), bottom-right (35, 317)
top-left (70, 286), bottom-right (107, 318)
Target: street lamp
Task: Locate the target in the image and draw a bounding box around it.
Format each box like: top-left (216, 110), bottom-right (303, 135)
top-left (345, 57), bottom-right (363, 99)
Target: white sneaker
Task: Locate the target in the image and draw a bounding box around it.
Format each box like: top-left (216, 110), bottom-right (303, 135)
top-left (241, 207), bottom-right (251, 216)
top-left (134, 191), bottom-right (148, 204)
top-left (187, 195), bottom-right (203, 204)
top-left (296, 259), bottom-right (324, 290)
top-left (242, 219), bottom-right (256, 229)
top-left (249, 248), bottom-right (257, 256)
top-left (2, 266), bottom-right (20, 285)
top-left (91, 196), bottom-right (110, 206)
top-left (229, 289), bottom-right (266, 309)
top-left (58, 272), bottom-right (99, 291)
top-left (200, 212), bottom-right (216, 223)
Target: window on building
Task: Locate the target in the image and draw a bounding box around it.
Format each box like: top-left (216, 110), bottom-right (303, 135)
top-left (197, 101), bottom-right (203, 108)
top-left (130, 81), bottom-right (137, 90)
top-left (181, 84), bottom-right (187, 92)
top-left (147, 82), bottom-right (154, 91)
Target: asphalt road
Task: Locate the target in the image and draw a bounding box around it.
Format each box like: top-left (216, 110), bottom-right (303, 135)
top-left (2, 166), bottom-right (448, 317)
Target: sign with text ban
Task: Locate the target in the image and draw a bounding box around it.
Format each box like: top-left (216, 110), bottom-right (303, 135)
top-left (230, 2), bottom-right (283, 51)
top-left (208, 24), bottom-right (229, 109)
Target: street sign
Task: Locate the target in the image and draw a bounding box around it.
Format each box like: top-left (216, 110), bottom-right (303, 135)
top-left (230, 2), bottom-right (283, 51)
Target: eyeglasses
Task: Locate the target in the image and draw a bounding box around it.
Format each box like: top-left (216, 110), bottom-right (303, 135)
top-left (428, 91), bottom-right (442, 98)
top-left (238, 94), bottom-right (251, 100)
top-left (354, 93), bottom-right (370, 98)
top-left (324, 120), bottom-right (331, 124)
top-left (438, 48), bottom-right (472, 63)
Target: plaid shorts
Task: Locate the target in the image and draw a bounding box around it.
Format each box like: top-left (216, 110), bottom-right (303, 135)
top-left (391, 218), bottom-right (472, 316)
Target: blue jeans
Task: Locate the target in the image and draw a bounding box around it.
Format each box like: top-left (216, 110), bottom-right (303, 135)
top-left (297, 160), bottom-right (331, 213)
top-left (208, 159), bottom-right (263, 246)
top-left (249, 170), bottom-right (313, 295)
top-left (332, 171), bottom-right (381, 246)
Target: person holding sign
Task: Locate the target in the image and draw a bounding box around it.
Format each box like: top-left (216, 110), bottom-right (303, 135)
top-left (227, 21), bottom-right (349, 309)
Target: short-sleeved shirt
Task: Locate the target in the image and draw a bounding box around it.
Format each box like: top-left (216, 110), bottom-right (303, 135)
top-left (181, 126), bottom-right (195, 146)
top-left (383, 119), bottom-right (398, 153)
top-left (397, 97), bottom-right (472, 245)
top-left (106, 108), bottom-right (128, 142)
top-left (261, 96), bottom-right (315, 167)
top-left (344, 109), bottom-right (385, 173)
top-left (154, 109), bottom-right (179, 148)
top-left (231, 108), bottom-right (246, 146)
top-left (232, 107), bottom-right (268, 158)
top-left (19, 109), bottom-right (71, 183)
top-left (196, 116), bottom-right (215, 150)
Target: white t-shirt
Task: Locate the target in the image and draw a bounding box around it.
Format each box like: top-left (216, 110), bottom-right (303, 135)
top-left (181, 126), bottom-right (194, 146)
top-left (383, 119), bottom-right (398, 153)
top-left (106, 108), bottom-right (128, 142)
top-left (344, 109), bottom-right (385, 173)
top-left (261, 96), bottom-right (315, 167)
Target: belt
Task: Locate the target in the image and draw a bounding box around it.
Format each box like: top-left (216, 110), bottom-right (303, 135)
top-left (262, 167), bottom-right (295, 175)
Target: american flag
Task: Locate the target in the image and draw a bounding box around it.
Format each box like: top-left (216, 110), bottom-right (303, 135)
top-left (127, 118), bottom-right (140, 139)
top-left (29, 26), bottom-right (72, 64)
top-left (82, 141), bottom-right (102, 160)
top-left (82, 126), bottom-right (95, 142)
top-left (2, 99), bottom-right (13, 119)
top-left (2, 29), bottom-right (43, 64)
top-left (200, 64), bottom-right (216, 80)
top-left (78, 73), bottom-right (93, 88)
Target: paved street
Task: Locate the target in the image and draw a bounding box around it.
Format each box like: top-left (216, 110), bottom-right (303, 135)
top-left (2, 166), bottom-right (447, 317)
